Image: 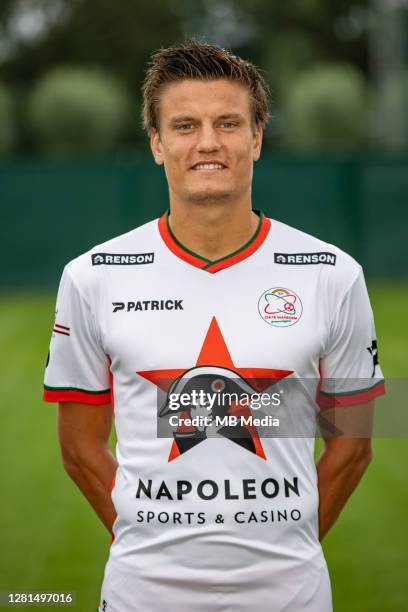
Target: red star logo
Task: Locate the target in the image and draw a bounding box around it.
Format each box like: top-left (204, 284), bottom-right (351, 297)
top-left (138, 317), bottom-right (293, 461)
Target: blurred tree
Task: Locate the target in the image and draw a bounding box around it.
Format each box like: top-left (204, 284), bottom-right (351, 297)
top-left (369, 0), bottom-right (408, 151)
top-left (0, 0), bottom-right (19, 22)
top-left (374, 73), bottom-right (408, 150)
top-left (0, 0), bottom-right (182, 82)
top-left (0, 0), bottom-right (378, 152)
top-left (283, 63), bottom-right (368, 151)
top-left (0, 0), bottom-right (183, 146)
top-left (0, 81), bottom-right (16, 155)
top-left (236, 0), bottom-right (371, 73)
top-left (0, 0), bottom-right (372, 89)
top-left (26, 66), bottom-right (132, 154)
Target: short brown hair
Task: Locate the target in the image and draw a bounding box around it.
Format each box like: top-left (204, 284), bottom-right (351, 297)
top-left (142, 38), bottom-right (270, 133)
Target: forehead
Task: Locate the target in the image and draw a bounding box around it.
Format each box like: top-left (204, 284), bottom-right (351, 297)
top-left (158, 78), bottom-right (252, 123)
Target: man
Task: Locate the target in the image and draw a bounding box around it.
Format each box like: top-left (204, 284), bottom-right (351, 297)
top-left (43, 39), bottom-right (384, 611)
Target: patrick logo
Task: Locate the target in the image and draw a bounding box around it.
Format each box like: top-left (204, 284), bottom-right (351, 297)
top-left (258, 287), bottom-right (302, 327)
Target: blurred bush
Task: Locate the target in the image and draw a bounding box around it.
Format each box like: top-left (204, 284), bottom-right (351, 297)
top-left (0, 82), bottom-right (16, 156)
top-left (375, 74), bottom-right (408, 150)
top-left (27, 67), bottom-right (132, 154)
top-left (283, 63), bottom-right (368, 151)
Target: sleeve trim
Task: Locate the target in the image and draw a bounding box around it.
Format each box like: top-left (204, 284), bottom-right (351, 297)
top-left (318, 380), bottom-right (385, 409)
top-left (44, 384), bottom-right (110, 394)
top-left (43, 386), bottom-right (111, 405)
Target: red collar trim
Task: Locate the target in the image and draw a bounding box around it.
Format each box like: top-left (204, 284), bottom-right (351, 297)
top-left (158, 211), bottom-right (271, 274)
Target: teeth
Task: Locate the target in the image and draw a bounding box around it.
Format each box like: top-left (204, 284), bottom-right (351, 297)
top-left (194, 163), bottom-right (224, 170)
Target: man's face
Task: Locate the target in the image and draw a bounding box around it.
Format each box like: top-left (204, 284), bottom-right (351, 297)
top-left (150, 79), bottom-right (262, 205)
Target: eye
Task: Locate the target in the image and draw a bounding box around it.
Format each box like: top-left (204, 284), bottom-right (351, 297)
top-left (176, 123), bottom-right (194, 131)
top-left (220, 122), bottom-right (236, 129)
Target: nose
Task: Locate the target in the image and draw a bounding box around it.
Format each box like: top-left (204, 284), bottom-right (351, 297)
top-left (196, 123), bottom-right (221, 153)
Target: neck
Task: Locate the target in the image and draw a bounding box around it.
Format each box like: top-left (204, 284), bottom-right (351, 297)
top-left (167, 200), bottom-right (260, 262)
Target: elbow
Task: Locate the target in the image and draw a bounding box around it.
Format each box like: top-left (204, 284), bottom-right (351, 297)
top-left (59, 443), bottom-right (83, 477)
top-left (59, 439), bottom-right (108, 478)
top-left (353, 442), bottom-right (373, 474)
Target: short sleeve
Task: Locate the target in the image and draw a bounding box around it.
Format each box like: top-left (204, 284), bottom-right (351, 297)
top-left (43, 265), bottom-right (111, 405)
top-left (317, 267), bottom-right (385, 409)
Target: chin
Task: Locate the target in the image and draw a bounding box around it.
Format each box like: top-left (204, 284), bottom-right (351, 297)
top-left (185, 188), bottom-right (234, 204)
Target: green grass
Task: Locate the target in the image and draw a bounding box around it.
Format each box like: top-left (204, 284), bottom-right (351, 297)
top-left (0, 294), bottom-right (108, 610)
top-left (0, 283), bottom-right (407, 611)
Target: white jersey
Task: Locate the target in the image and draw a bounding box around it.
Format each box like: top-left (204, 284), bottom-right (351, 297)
top-left (44, 211), bottom-right (384, 612)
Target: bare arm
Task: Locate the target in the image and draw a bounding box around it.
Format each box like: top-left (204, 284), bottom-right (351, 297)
top-left (316, 400), bottom-right (374, 541)
top-left (57, 402), bottom-right (118, 533)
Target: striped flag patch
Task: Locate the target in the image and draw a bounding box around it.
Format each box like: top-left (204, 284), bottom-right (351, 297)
top-left (53, 323), bottom-right (70, 336)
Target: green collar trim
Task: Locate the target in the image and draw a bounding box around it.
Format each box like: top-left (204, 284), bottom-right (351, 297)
top-left (165, 209), bottom-right (264, 267)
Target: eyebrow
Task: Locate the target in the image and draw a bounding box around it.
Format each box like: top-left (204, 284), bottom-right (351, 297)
top-left (216, 113), bottom-right (245, 122)
top-left (169, 115), bottom-right (196, 126)
top-left (169, 113), bottom-right (245, 126)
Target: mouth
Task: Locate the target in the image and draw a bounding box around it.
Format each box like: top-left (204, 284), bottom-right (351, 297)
top-left (190, 162), bottom-right (227, 171)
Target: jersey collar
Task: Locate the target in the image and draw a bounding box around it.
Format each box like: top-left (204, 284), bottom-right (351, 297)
top-left (158, 209), bottom-right (271, 274)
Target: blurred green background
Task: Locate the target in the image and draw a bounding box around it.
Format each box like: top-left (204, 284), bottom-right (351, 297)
top-left (1, 1), bottom-right (407, 611)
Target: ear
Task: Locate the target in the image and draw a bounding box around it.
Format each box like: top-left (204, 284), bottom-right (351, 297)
top-left (150, 128), bottom-right (164, 166)
top-left (252, 125), bottom-right (263, 162)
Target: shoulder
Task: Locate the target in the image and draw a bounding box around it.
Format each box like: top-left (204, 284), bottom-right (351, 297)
top-left (269, 218), bottom-right (362, 292)
top-left (62, 217), bottom-right (159, 298)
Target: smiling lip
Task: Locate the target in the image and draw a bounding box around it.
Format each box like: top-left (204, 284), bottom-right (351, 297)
top-left (190, 161), bottom-right (227, 171)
